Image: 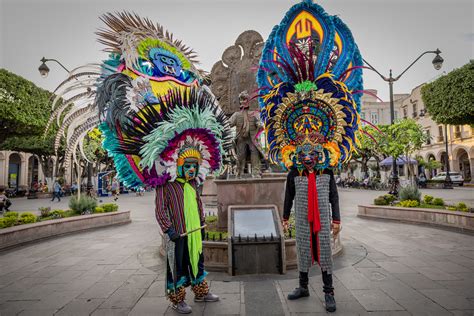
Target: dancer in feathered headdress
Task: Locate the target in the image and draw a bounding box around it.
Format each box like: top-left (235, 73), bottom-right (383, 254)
top-left (46, 12), bottom-right (231, 314)
top-left (258, 1), bottom-right (363, 312)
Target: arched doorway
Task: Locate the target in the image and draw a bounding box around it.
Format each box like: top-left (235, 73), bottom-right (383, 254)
top-left (426, 154), bottom-right (437, 178)
top-left (8, 153), bottom-right (22, 189)
top-left (457, 149), bottom-right (471, 182)
top-left (28, 156), bottom-right (39, 187)
top-left (440, 152), bottom-right (448, 173)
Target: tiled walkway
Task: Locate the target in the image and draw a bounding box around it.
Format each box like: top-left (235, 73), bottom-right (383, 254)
top-left (0, 188), bottom-right (473, 315)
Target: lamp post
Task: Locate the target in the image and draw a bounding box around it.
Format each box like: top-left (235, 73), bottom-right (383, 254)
top-left (38, 57), bottom-right (94, 195)
top-left (363, 49), bottom-right (443, 195)
top-left (443, 124), bottom-right (453, 189)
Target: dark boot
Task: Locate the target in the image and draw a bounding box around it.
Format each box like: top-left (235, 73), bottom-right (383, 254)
top-left (325, 293), bottom-right (336, 312)
top-left (287, 272), bottom-right (309, 300)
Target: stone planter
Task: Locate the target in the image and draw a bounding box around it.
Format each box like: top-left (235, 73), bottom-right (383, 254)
top-left (358, 205), bottom-right (474, 232)
top-left (0, 211), bottom-right (131, 251)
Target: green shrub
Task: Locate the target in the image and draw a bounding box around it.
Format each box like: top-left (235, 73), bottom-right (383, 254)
top-left (50, 210), bottom-right (66, 219)
top-left (101, 203), bottom-right (118, 212)
top-left (205, 231), bottom-right (228, 241)
top-left (69, 196), bottom-right (98, 214)
top-left (456, 202), bottom-right (468, 212)
top-left (0, 216), bottom-right (17, 228)
top-left (398, 200), bottom-right (420, 208)
top-left (432, 198), bottom-right (445, 206)
top-left (205, 215), bottom-right (218, 224)
top-left (446, 206), bottom-right (457, 211)
top-left (19, 212), bottom-right (37, 224)
top-left (94, 207), bottom-right (105, 213)
top-left (374, 196), bottom-right (389, 205)
top-left (4, 212), bottom-right (19, 219)
top-left (423, 195), bottom-right (434, 204)
top-left (383, 194), bottom-right (397, 204)
top-left (38, 207), bottom-right (51, 217)
top-left (373, 194), bottom-right (396, 206)
top-left (399, 185), bottom-right (421, 202)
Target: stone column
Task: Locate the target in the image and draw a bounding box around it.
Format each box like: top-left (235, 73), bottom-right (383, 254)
top-left (20, 154), bottom-right (28, 188)
top-left (470, 158), bottom-right (474, 183)
top-left (0, 152), bottom-right (6, 187)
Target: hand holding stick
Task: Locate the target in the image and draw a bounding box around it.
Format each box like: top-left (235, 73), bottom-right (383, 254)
top-left (180, 225), bottom-right (207, 237)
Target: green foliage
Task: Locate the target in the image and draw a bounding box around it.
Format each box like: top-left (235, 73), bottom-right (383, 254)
top-left (50, 210), bottom-right (66, 219)
top-left (374, 194), bottom-right (396, 206)
top-left (432, 198), bottom-right (445, 206)
top-left (94, 207), bottom-right (105, 213)
top-left (206, 231), bottom-right (228, 241)
top-left (69, 196), bottom-right (98, 214)
top-left (419, 203), bottom-right (445, 210)
top-left (4, 212), bottom-right (19, 219)
top-left (0, 68), bottom-right (54, 144)
top-left (205, 215), bottom-right (218, 224)
top-left (398, 200), bottom-right (420, 208)
top-left (399, 185), bottom-right (421, 202)
top-left (0, 216), bottom-right (17, 228)
top-left (417, 157), bottom-right (442, 172)
top-left (284, 213), bottom-right (296, 239)
top-left (101, 203), bottom-right (118, 212)
top-left (455, 202), bottom-right (468, 212)
top-left (421, 61), bottom-right (474, 125)
top-left (18, 212), bottom-right (37, 224)
top-left (39, 207), bottom-right (51, 217)
top-left (374, 196), bottom-right (389, 205)
top-left (423, 195), bottom-right (434, 204)
top-left (379, 120), bottom-right (428, 164)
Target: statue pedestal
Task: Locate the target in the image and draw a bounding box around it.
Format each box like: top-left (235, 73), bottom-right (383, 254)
top-left (214, 177), bottom-right (287, 229)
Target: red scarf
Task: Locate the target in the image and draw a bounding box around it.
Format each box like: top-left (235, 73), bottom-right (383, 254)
top-left (307, 171), bottom-right (320, 233)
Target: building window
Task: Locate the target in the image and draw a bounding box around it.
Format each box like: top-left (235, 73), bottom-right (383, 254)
top-left (403, 107), bottom-right (408, 119)
top-left (454, 126), bottom-right (461, 139)
top-left (370, 112), bottom-right (379, 125)
top-left (437, 126), bottom-right (444, 142)
top-left (412, 103), bottom-right (418, 118)
top-left (394, 111), bottom-right (398, 121)
top-left (425, 129), bottom-right (431, 145)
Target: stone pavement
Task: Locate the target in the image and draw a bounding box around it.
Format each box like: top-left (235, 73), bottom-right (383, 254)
top-left (0, 188), bottom-right (473, 315)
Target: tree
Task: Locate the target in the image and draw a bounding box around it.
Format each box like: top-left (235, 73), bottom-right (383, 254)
top-left (352, 125), bottom-right (385, 178)
top-left (0, 68), bottom-right (63, 179)
top-left (380, 119), bottom-right (428, 181)
top-left (421, 61), bottom-right (474, 125)
top-left (0, 68), bottom-right (53, 144)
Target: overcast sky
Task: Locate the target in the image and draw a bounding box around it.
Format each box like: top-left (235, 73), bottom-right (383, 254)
top-left (1, 0), bottom-right (472, 101)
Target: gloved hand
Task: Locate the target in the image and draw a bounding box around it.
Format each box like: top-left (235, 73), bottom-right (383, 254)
top-left (166, 228), bottom-right (181, 242)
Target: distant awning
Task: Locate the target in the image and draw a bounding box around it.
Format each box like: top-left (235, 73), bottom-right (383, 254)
top-left (380, 156), bottom-right (418, 166)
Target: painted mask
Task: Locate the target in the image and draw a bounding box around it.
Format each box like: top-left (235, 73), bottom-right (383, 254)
top-left (177, 158), bottom-right (199, 181)
top-left (149, 48), bottom-right (182, 78)
top-left (296, 142), bottom-right (322, 171)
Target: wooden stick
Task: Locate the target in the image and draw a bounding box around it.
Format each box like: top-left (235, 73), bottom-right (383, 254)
top-left (180, 225), bottom-right (207, 237)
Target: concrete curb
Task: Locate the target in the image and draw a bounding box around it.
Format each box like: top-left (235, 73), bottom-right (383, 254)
top-left (358, 205), bottom-right (473, 233)
top-left (0, 210), bottom-right (131, 251)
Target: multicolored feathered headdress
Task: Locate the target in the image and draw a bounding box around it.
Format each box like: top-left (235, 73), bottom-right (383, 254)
top-left (257, 0), bottom-right (363, 171)
top-left (100, 86), bottom-right (232, 187)
top-left (45, 12), bottom-right (230, 187)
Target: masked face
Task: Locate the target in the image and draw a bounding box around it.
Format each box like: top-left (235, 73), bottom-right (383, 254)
top-left (151, 51), bottom-right (182, 78)
top-left (177, 158), bottom-right (199, 181)
top-left (296, 143), bottom-right (321, 171)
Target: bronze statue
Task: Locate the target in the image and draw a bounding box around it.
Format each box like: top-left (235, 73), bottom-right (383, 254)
top-left (210, 30), bottom-right (267, 178)
top-left (229, 91), bottom-right (264, 178)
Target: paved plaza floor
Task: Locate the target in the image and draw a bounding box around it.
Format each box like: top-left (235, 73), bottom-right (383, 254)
top-left (0, 188), bottom-right (473, 315)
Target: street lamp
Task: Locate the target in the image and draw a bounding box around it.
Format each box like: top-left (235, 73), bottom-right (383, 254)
top-left (363, 49), bottom-right (443, 195)
top-left (38, 57), bottom-right (94, 195)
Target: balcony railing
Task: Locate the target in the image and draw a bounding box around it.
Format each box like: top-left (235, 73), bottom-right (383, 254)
top-left (437, 136), bottom-right (444, 142)
top-left (454, 131), bottom-right (462, 139)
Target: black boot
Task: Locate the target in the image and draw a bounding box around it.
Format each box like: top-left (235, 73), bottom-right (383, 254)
top-left (325, 293), bottom-right (336, 312)
top-left (287, 272), bottom-right (309, 300)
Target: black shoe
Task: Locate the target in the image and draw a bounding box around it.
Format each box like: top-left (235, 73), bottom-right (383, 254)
top-left (287, 287), bottom-right (310, 300)
top-left (325, 293), bottom-right (336, 312)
